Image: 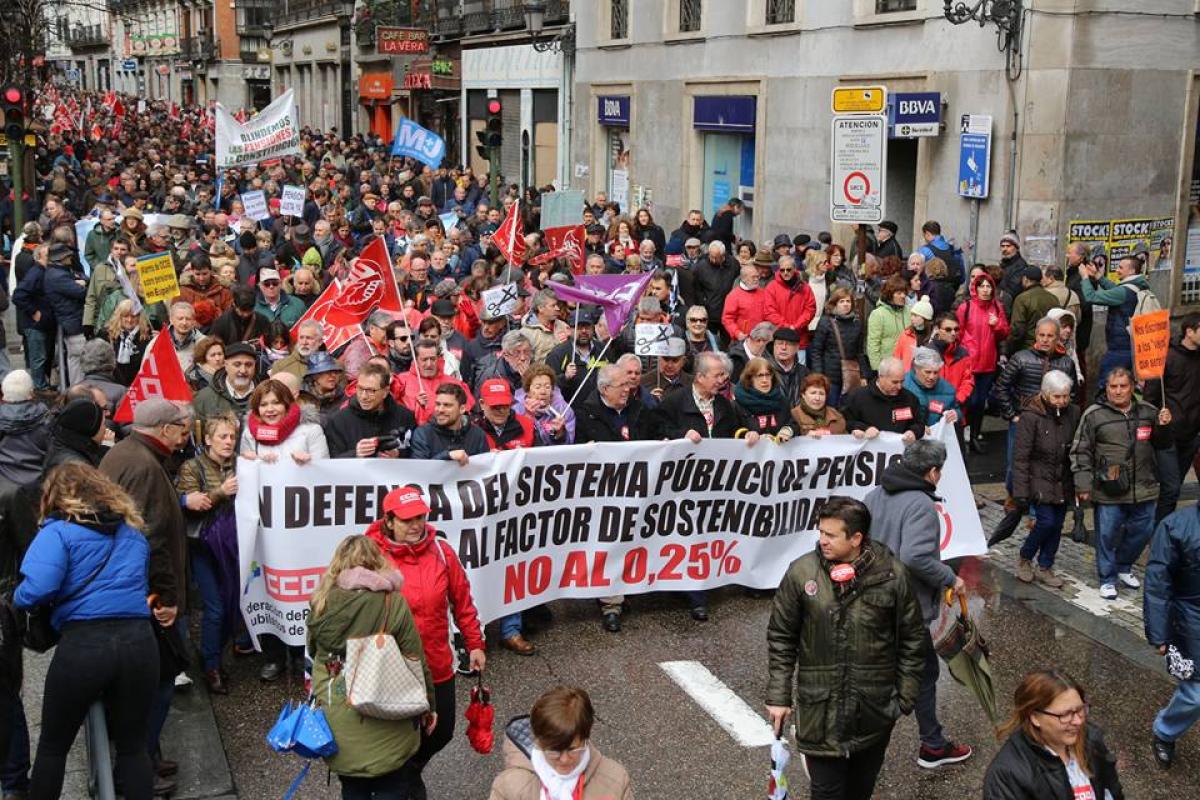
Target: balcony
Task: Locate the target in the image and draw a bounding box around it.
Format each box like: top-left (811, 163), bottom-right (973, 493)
top-left (278, 0), bottom-right (355, 29)
top-left (460, 0), bottom-right (569, 36)
top-left (180, 34), bottom-right (216, 62)
top-left (66, 23), bottom-right (108, 49)
top-left (235, 0), bottom-right (275, 37)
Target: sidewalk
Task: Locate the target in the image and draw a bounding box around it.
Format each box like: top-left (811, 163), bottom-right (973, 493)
top-left (20, 648), bottom-right (237, 800)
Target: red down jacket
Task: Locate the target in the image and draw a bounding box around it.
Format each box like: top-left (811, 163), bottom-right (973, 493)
top-left (365, 521), bottom-right (486, 684)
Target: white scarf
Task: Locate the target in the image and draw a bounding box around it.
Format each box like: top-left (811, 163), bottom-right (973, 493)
top-left (530, 746), bottom-right (589, 800)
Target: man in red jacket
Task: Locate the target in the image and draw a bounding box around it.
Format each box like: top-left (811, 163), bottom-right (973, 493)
top-left (762, 255), bottom-right (817, 361)
top-left (929, 313), bottom-right (975, 409)
top-left (721, 262), bottom-right (767, 342)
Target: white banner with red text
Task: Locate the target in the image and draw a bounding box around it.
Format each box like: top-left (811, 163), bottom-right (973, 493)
top-left (234, 424), bottom-right (984, 646)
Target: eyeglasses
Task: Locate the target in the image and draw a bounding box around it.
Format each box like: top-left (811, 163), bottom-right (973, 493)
top-left (357, 386), bottom-right (383, 395)
top-left (1036, 704), bottom-right (1088, 724)
top-left (940, 326), bottom-right (960, 333)
top-left (687, 317), bottom-right (708, 323)
top-left (393, 335), bottom-right (411, 342)
top-left (542, 742), bottom-right (588, 760)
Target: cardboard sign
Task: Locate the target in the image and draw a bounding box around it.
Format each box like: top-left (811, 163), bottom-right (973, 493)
top-left (1131, 309), bottom-right (1170, 380)
top-left (482, 283), bottom-right (519, 318)
top-left (137, 252), bottom-right (180, 305)
top-left (280, 185), bottom-right (305, 217)
top-left (634, 323), bottom-right (674, 356)
top-left (241, 190), bottom-right (270, 221)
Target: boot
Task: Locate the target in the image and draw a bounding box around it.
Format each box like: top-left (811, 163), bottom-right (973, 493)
top-left (1016, 558), bottom-right (1034, 583)
top-left (1034, 566), bottom-right (1064, 588)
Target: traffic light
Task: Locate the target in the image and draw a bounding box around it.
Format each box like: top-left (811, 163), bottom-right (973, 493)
top-left (1, 85), bottom-right (26, 141)
top-left (475, 129), bottom-right (490, 162)
top-left (485, 98), bottom-right (502, 149)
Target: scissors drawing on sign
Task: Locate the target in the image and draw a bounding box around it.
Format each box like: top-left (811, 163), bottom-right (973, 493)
top-left (636, 326), bottom-right (672, 349)
top-left (485, 284), bottom-right (518, 316)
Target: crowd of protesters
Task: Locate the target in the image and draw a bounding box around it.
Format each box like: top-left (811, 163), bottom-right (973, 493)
top-left (0, 87), bottom-right (1197, 798)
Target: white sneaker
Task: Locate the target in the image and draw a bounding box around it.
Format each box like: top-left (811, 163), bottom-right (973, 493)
top-left (1099, 583), bottom-right (1118, 600)
top-left (1118, 572), bottom-right (1140, 589)
top-left (174, 672), bottom-right (194, 688)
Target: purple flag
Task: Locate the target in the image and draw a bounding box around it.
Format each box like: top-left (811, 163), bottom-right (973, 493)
top-left (549, 272), bottom-right (654, 336)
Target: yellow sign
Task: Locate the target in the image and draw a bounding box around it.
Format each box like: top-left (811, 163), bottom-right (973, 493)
top-left (832, 86), bottom-right (888, 114)
top-left (137, 252), bottom-right (180, 305)
top-left (0, 134), bottom-right (37, 147)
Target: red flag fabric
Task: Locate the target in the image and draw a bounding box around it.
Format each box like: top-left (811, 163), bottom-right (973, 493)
top-left (89, 123), bottom-right (103, 141)
top-left (291, 236), bottom-right (404, 352)
top-left (113, 99), bottom-right (126, 117)
top-left (113, 327), bottom-right (195, 423)
top-left (493, 201), bottom-right (527, 267)
top-left (528, 225), bottom-right (586, 274)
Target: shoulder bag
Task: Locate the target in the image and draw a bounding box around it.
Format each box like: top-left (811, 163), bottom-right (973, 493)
top-left (23, 534), bottom-right (117, 653)
top-left (830, 319), bottom-right (863, 394)
top-left (343, 593), bottom-right (429, 720)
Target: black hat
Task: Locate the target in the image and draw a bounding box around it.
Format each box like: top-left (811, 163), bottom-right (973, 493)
top-left (55, 398), bottom-right (104, 438)
top-left (586, 224), bottom-right (605, 236)
top-left (772, 234), bottom-right (792, 249)
top-left (430, 298), bottom-right (457, 317)
top-left (1022, 265), bottom-right (1044, 282)
top-left (880, 220), bottom-right (899, 235)
top-left (773, 327), bottom-right (801, 343)
top-left (224, 342), bottom-right (257, 360)
top-left (569, 307), bottom-right (598, 326)
top-left (792, 234), bottom-right (812, 248)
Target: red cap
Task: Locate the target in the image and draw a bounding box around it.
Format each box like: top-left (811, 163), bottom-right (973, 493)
top-left (383, 487), bottom-right (430, 520)
top-left (479, 379), bottom-right (513, 406)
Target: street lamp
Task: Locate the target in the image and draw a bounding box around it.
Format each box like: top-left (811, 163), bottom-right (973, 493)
top-left (943, 1), bottom-right (1023, 77)
top-left (522, 1), bottom-right (575, 55)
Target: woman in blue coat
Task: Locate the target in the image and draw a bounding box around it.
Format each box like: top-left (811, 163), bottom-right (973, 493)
top-left (15, 463), bottom-right (164, 800)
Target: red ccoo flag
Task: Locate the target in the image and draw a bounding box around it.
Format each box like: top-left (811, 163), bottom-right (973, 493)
top-left (113, 327), bottom-right (195, 423)
top-left (493, 200), bottom-right (527, 267)
top-left (527, 224), bottom-right (586, 274)
top-left (290, 236), bottom-right (404, 352)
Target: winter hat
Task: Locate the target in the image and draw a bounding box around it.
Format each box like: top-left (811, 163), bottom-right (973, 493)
top-left (880, 220), bottom-right (899, 235)
top-left (433, 278), bottom-right (459, 298)
top-left (1022, 265), bottom-right (1044, 283)
top-left (1000, 232), bottom-right (1021, 249)
top-left (56, 398), bottom-right (105, 439)
top-left (910, 296), bottom-right (935, 321)
top-left (133, 398), bottom-right (190, 427)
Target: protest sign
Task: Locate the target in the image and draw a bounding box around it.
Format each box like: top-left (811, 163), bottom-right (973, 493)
top-left (1131, 309), bottom-right (1171, 381)
top-left (280, 185), bottom-right (306, 217)
top-left (635, 323), bottom-right (675, 356)
top-left (215, 90), bottom-right (301, 168)
top-left (235, 425), bottom-right (985, 647)
top-left (541, 190), bottom-right (587, 229)
top-left (241, 190), bottom-right (269, 221)
top-left (137, 252), bottom-right (180, 305)
top-left (482, 283), bottom-right (519, 318)
top-left (391, 117), bottom-right (446, 168)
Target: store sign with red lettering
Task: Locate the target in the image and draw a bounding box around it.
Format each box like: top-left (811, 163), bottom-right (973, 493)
top-left (235, 426), bottom-right (983, 647)
top-left (376, 26), bottom-right (430, 54)
top-left (403, 72), bottom-right (433, 90)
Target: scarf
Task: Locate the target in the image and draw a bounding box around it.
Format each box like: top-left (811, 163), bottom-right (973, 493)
top-left (733, 382), bottom-right (784, 415)
top-left (115, 327), bottom-right (140, 364)
top-left (796, 399), bottom-right (832, 425)
top-left (246, 402), bottom-right (301, 445)
top-left (531, 746), bottom-right (589, 800)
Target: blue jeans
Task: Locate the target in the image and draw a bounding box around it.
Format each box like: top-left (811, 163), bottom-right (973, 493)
top-left (966, 371), bottom-right (995, 434)
top-left (1154, 680), bottom-right (1200, 742)
top-left (827, 383), bottom-right (843, 409)
top-left (498, 613), bottom-right (523, 639)
top-left (0, 693), bottom-right (29, 794)
top-left (916, 631), bottom-right (947, 749)
top-left (23, 329), bottom-right (51, 390)
top-left (191, 546), bottom-right (227, 672)
top-left (1093, 501), bottom-right (1155, 586)
top-left (1019, 503), bottom-right (1067, 569)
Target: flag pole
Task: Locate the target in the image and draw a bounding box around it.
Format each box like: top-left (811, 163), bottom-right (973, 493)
top-left (563, 336), bottom-right (615, 411)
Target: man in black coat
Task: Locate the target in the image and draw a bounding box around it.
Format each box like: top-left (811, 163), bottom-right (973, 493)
top-left (842, 356), bottom-right (925, 442)
top-left (325, 362), bottom-right (417, 458)
top-left (692, 241), bottom-right (739, 343)
top-left (1145, 312), bottom-right (1200, 523)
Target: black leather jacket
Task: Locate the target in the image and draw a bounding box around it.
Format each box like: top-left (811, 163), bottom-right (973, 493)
top-left (983, 727), bottom-right (1123, 800)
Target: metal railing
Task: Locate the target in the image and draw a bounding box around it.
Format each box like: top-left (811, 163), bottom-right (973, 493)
top-left (180, 35), bottom-right (216, 61)
top-left (766, 0), bottom-right (796, 25)
top-left (67, 24), bottom-right (107, 48)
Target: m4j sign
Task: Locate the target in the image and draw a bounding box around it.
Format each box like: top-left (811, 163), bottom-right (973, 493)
top-left (390, 117), bottom-right (446, 168)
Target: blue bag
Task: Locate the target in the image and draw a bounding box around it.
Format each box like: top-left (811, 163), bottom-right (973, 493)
top-left (293, 703), bottom-right (337, 759)
top-left (265, 701), bottom-right (302, 753)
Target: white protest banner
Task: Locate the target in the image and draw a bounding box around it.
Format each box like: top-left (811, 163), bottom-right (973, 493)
top-left (235, 425), bottom-right (984, 647)
top-left (635, 323), bottom-right (675, 356)
top-left (280, 185), bottom-right (306, 217)
top-left (241, 190), bottom-right (269, 221)
top-left (481, 283), bottom-right (519, 318)
top-left (215, 89), bottom-right (301, 168)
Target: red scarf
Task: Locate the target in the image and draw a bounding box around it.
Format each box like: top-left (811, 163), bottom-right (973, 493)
top-left (247, 403), bottom-right (301, 445)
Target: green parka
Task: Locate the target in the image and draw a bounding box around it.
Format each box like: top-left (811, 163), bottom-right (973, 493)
top-left (765, 540), bottom-right (925, 757)
top-left (307, 583), bottom-right (435, 778)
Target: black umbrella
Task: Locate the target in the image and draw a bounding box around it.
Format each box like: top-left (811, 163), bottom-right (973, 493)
top-left (988, 507), bottom-right (1025, 548)
top-left (1069, 499), bottom-right (1089, 544)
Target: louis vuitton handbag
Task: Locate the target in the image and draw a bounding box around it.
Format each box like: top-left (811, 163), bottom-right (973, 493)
top-left (343, 594), bottom-right (429, 720)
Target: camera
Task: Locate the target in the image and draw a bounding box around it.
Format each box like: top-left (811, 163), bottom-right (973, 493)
top-left (376, 428), bottom-right (412, 454)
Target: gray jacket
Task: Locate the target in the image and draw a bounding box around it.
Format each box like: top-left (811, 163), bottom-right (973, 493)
top-left (863, 463), bottom-right (957, 622)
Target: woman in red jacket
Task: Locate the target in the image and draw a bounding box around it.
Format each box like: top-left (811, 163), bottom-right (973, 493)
top-left (365, 487), bottom-right (487, 798)
top-left (956, 270), bottom-right (1010, 452)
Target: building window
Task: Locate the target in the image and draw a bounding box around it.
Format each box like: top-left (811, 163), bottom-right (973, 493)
top-left (611, 0), bottom-right (629, 39)
top-left (679, 0), bottom-right (702, 33)
top-left (766, 0), bottom-right (795, 25)
top-left (876, 0), bottom-right (918, 11)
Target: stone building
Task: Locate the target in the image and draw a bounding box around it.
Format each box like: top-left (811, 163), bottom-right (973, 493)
top-left (569, 0), bottom-right (1200, 311)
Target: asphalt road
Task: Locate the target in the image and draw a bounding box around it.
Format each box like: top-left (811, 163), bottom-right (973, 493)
top-left (212, 558), bottom-right (1199, 799)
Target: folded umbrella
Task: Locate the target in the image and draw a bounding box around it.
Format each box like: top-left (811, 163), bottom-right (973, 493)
top-left (464, 673), bottom-right (495, 754)
top-left (987, 506), bottom-right (1025, 548)
top-left (930, 590), bottom-right (999, 725)
top-left (1069, 499), bottom-right (1090, 544)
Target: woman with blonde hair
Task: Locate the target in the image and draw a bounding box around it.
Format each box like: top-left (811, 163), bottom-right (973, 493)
top-left (983, 670), bottom-right (1123, 800)
top-left (103, 296), bottom-right (154, 385)
top-left (308, 535), bottom-right (434, 800)
top-left (490, 685), bottom-right (632, 800)
top-left (15, 463), bottom-right (173, 800)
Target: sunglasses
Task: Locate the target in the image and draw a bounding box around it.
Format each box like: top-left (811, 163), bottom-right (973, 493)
top-left (261, 280), bottom-right (280, 287)
top-left (687, 317), bottom-right (708, 323)
top-left (393, 335), bottom-right (411, 342)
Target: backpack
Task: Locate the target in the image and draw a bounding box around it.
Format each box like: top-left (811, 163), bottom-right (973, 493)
top-left (926, 241), bottom-right (966, 286)
top-left (1122, 284), bottom-right (1161, 337)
